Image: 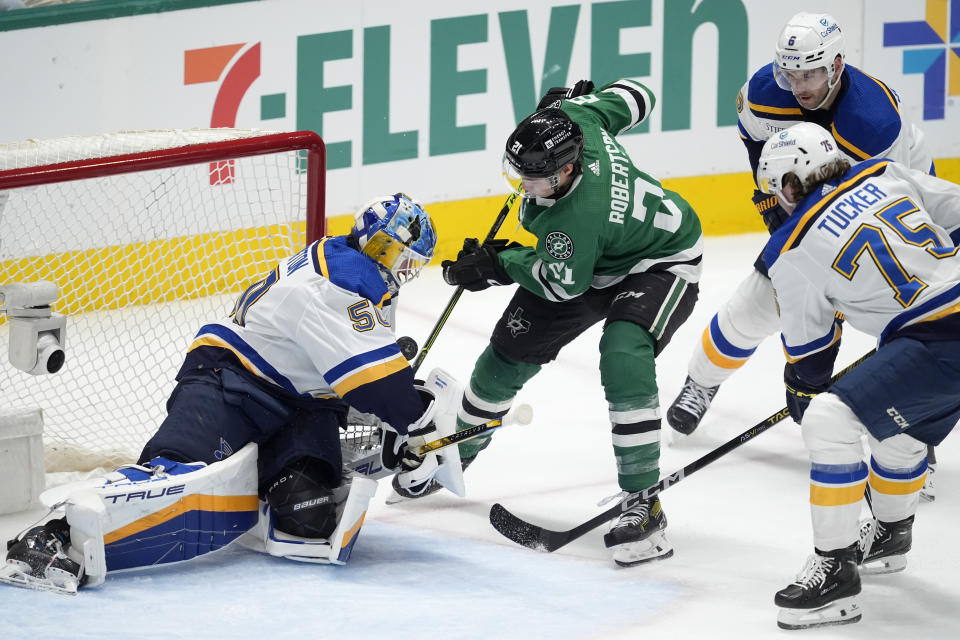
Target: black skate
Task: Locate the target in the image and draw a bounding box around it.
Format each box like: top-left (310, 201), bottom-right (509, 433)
top-left (603, 495), bottom-right (673, 566)
top-left (775, 544), bottom-right (861, 630)
top-left (666, 376), bottom-right (718, 435)
top-left (858, 515), bottom-right (913, 574)
top-left (1, 518), bottom-right (86, 595)
top-left (386, 455), bottom-right (476, 504)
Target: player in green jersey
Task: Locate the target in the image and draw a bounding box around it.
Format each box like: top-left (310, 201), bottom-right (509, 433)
top-left (398, 79), bottom-right (704, 566)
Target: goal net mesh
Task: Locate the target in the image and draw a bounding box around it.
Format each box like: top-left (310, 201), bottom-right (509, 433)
top-left (0, 129), bottom-right (325, 472)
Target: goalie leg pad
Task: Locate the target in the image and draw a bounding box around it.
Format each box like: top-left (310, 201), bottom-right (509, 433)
top-left (264, 457), bottom-right (339, 539)
top-left (406, 368), bottom-right (467, 497)
top-left (61, 442), bottom-right (260, 583)
top-left (239, 476), bottom-right (378, 564)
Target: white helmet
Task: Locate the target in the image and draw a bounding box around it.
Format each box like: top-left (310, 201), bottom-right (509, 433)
top-left (773, 13), bottom-right (845, 107)
top-left (757, 123), bottom-right (841, 204)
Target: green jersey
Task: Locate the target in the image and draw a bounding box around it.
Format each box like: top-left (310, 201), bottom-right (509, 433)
top-left (499, 79), bottom-right (704, 302)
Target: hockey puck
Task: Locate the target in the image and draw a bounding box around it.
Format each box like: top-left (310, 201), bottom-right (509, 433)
top-left (397, 336), bottom-right (419, 360)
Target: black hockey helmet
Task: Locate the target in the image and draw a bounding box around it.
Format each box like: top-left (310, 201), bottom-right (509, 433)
top-left (504, 108), bottom-right (584, 178)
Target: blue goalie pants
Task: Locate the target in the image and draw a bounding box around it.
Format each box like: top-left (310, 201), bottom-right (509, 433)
top-left (140, 366), bottom-right (346, 490)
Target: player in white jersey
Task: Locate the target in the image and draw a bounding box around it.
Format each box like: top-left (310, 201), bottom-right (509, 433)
top-left (1, 193), bottom-right (450, 592)
top-left (666, 13), bottom-right (935, 447)
top-left (755, 123), bottom-right (960, 629)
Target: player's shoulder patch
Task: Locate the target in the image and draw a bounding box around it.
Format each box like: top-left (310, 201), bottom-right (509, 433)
top-left (544, 231), bottom-right (575, 260)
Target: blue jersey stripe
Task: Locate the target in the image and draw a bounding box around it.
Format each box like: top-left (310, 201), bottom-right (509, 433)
top-left (194, 324), bottom-right (300, 395)
top-left (880, 281), bottom-right (960, 344)
top-left (325, 343), bottom-right (403, 385)
top-left (780, 322), bottom-right (841, 361)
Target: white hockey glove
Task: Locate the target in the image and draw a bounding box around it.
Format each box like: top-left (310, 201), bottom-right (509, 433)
top-left (379, 386), bottom-right (437, 473)
top-left (393, 422), bottom-right (442, 496)
top-left (389, 384), bottom-right (447, 496)
top-left (379, 369), bottom-right (467, 498)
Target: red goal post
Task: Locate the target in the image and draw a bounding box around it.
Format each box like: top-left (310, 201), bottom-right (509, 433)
top-left (0, 129), bottom-right (325, 472)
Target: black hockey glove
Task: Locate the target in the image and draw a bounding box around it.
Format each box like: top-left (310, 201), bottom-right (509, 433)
top-left (394, 420), bottom-right (445, 496)
top-left (441, 238), bottom-right (519, 292)
top-left (380, 427), bottom-right (432, 476)
top-left (784, 363), bottom-right (830, 423)
top-left (753, 189), bottom-right (790, 234)
top-left (397, 423), bottom-right (434, 472)
top-left (536, 79), bottom-right (595, 110)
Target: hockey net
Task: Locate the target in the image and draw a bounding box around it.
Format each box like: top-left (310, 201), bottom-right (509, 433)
top-left (0, 129), bottom-right (326, 473)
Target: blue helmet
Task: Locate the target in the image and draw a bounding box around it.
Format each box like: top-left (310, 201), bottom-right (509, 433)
top-left (351, 193), bottom-right (437, 285)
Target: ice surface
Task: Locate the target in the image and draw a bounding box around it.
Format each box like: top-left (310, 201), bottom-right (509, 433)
top-left (2, 234), bottom-right (958, 639)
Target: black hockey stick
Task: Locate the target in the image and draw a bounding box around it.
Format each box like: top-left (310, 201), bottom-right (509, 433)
top-left (490, 349), bottom-right (875, 552)
top-left (411, 190), bottom-right (521, 374)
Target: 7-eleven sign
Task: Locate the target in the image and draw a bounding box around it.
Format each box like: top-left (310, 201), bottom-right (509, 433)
top-left (184, 43), bottom-right (262, 184)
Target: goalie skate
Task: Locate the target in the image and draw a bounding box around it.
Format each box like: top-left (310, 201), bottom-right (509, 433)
top-left (0, 559), bottom-right (82, 596)
top-left (1, 521), bottom-right (85, 596)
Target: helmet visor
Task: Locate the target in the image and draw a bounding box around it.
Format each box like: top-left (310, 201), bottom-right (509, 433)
top-left (364, 230), bottom-right (429, 284)
top-left (501, 153), bottom-right (560, 200)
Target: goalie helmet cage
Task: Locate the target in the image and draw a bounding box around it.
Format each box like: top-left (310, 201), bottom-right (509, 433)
top-left (0, 129), bottom-right (326, 473)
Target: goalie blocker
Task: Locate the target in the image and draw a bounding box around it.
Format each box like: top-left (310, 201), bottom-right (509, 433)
top-left (0, 368), bottom-right (467, 594)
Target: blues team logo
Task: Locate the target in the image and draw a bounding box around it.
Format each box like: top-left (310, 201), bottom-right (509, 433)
top-left (545, 231), bottom-right (574, 260)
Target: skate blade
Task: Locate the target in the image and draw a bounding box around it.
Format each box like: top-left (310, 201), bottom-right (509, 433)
top-left (860, 554), bottom-right (907, 575)
top-left (777, 596), bottom-right (861, 630)
top-left (612, 532), bottom-right (674, 567)
top-left (0, 562), bottom-right (79, 596)
top-left (384, 490), bottom-right (412, 506)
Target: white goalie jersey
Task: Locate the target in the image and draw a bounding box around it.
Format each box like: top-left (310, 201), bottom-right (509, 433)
top-left (181, 234), bottom-right (425, 433)
top-left (765, 159), bottom-right (960, 363)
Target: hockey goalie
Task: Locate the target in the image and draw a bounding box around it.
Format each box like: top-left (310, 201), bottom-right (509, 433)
top-left (1, 194), bottom-right (467, 594)
top-left (0, 368), bottom-right (465, 595)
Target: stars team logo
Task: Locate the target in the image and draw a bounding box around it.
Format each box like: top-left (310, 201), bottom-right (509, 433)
top-left (883, 0), bottom-right (960, 120)
top-left (545, 231), bottom-right (574, 260)
top-left (505, 307), bottom-right (531, 337)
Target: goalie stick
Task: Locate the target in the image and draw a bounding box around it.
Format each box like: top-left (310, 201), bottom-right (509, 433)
top-left (347, 403), bottom-right (533, 479)
top-left (490, 350), bottom-right (874, 552)
top-left (411, 190), bottom-right (521, 374)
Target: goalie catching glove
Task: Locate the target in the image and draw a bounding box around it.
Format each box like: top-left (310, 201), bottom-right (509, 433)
top-left (441, 238), bottom-right (521, 292)
top-left (379, 369), bottom-right (466, 497)
top-left (380, 387), bottom-right (448, 496)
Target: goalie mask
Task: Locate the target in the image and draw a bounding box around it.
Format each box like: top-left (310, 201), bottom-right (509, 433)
top-left (773, 12), bottom-right (845, 110)
top-left (503, 108), bottom-right (584, 199)
top-left (756, 123), bottom-right (841, 206)
top-left (351, 193), bottom-right (437, 286)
